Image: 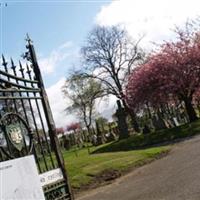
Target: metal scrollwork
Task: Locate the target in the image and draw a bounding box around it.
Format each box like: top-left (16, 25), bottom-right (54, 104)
top-left (44, 180), bottom-right (69, 200)
top-left (0, 38), bottom-right (73, 199)
top-left (0, 112), bottom-right (34, 158)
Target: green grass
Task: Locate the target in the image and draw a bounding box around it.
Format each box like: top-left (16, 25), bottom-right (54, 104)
top-left (63, 145), bottom-right (169, 188)
top-left (41, 120), bottom-right (200, 190)
top-left (62, 119), bottom-right (200, 188)
top-left (94, 119), bottom-right (200, 153)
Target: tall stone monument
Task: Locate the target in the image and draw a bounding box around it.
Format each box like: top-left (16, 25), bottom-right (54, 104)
top-left (115, 100), bottom-right (129, 139)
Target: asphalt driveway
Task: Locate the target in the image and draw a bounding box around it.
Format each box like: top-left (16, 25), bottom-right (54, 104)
top-left (77, 135), bottom-right (200, 200)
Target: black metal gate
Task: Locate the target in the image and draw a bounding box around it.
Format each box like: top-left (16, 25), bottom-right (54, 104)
top-left (0, 36), bottom-right (74, 200)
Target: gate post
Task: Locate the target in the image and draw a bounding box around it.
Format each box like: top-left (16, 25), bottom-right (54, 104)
top-left (25, 36), bottom-right (74, 199)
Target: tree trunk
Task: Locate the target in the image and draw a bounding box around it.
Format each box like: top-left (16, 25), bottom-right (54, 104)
top-left (121, 99), bottom-right (140, 132)
top-left (86, 126), bottom-right (91, 154)
top-left (183, 98), bottom-right (198, 122)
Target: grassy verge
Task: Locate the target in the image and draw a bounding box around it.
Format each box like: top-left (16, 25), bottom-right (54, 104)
top-left (63, 145), bottom-right (170, 189)
top-left (63, 119), bottom-right (200, 189)
top-left (93, 119), bottom-right (200, 153)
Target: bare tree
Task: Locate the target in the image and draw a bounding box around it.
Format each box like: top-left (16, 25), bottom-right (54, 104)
top-left (81, 25), bottom-right (145, 132)
top-left (63, 72), bottom-right (104, 136)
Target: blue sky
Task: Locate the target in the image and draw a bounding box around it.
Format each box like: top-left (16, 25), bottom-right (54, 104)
top-left (1, 0), bottom-right (200, 127)
top-left (0, 0), bottom-right (111, 86)
top-left (0, 0), bottom-right (113, 127)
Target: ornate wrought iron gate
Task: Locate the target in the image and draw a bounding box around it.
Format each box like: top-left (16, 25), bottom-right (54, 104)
top-left (0, 36), bottom-right (74, 200)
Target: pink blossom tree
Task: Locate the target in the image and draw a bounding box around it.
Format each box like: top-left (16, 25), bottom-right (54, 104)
top-left (126, 22), bottom-right (200, 122)
top-left (56, 127), bottom-right (64, 134)
top-left (66, 122), bottom-right (80, 133)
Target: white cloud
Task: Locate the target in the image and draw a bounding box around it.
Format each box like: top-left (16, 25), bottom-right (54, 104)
top-left (46, 77), bottom-right (76, 128)
top-left (96, 95), bottom-right (117, 121)
top-left (38, 41), bottom-right (73, 74)
top-left (42, 1), bottom-right (200, 128)
top-left (96, 0), bottom-right (200, 49)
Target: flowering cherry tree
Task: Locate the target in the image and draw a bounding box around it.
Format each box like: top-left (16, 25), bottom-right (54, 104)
top-left (56, 127), bottom-right (65, 135)
top-left (66, 122), bottom-right (80, 133)
top-left (126, 22), bottom-right (200, 122)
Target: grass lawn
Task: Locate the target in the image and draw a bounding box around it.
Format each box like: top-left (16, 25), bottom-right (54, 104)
top-left (63, 119), bottom-right (200, 189)
top-left (63, 145), bottom-right (170, 188)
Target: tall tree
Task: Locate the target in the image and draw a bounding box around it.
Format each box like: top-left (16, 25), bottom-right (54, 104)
top-left (63, 72), bottom-right (104, 135)
top-left (81, 25), bottom-right (144, 132)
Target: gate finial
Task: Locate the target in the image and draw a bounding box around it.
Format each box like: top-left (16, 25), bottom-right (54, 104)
top-left (25, 33), bottom-right (32, 45)
top-left (11, 58), bottom-right (15, 67)
top-left (19, 60), bottom-right (25, 78)
top-left (11, 58), bottom-right (17, 74)
top-left (2, 54), bottom-right (7, 66)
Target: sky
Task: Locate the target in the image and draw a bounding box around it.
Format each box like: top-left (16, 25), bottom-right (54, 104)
top-left (1, 0), bottom-right (200, 128)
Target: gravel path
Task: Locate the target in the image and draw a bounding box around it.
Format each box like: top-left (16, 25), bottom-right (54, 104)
top-left (77, 135), bottom-right (200, 200)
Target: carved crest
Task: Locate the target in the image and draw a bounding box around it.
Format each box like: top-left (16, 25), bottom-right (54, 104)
top-left (6, 123), bottom-right (24, 151)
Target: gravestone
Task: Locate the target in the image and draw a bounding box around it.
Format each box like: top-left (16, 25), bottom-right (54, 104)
top-left (96, 120), bottom-right (106, 145)
top-left (142, 124), bottom-right (151, 134)
top-left (173, 117), bottom-right (180, 127)
top-left (152, 115), bottom-right (167, 130)
top-left (115, 100), bottom-right (129, 139)
top-left (63, 135), bottom-right (71, 150)
top-left (106, 123), bottom-right (116, 142)
top-left (91, 134), bottom-right (97, 146)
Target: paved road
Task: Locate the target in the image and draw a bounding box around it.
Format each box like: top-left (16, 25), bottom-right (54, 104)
top-left (77, 135), bottom-right (200, 200)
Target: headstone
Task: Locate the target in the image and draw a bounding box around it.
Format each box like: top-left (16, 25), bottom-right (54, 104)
top-left (142, 124), bottom-right (151, 134)
top-left (106, 124), bottom-right (116, 142)
top-left (96, 121), bottom-right (105, 145)
top-left (165, 119), bottom-right (175, 128)
top-left (152, 115), bottom-right (167, 130)
top-left (91, 134), bottom-right (97, 146)
top-left (63, 135), bottom-right (71, 150)
top-left (173, 117), bottom-right (180, 126)
top-left (115, 100), bottom-right (129, 139)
